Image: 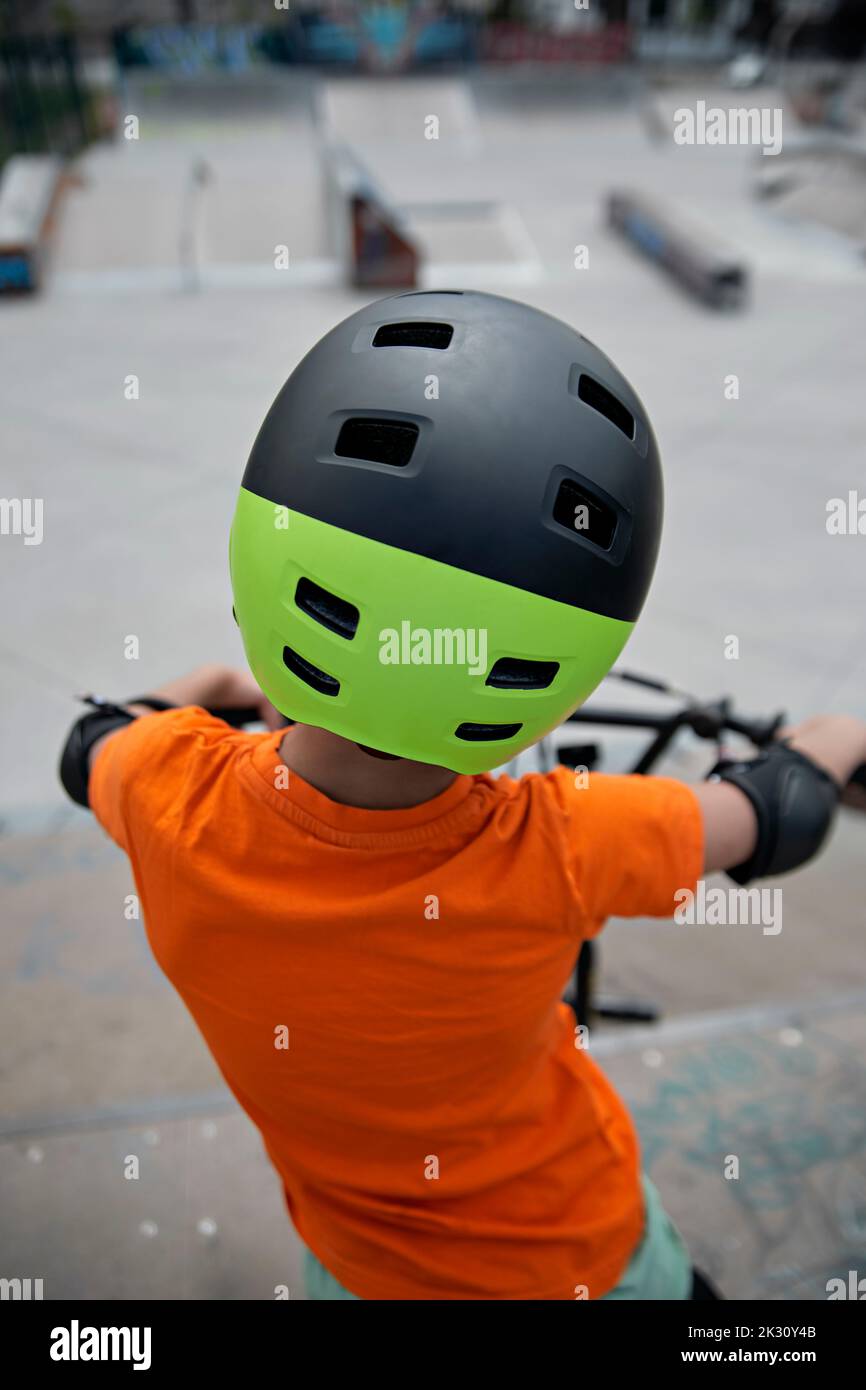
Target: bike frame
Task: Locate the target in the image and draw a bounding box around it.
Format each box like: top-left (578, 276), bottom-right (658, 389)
top-left (559, 689), bottom-right (785, 1026)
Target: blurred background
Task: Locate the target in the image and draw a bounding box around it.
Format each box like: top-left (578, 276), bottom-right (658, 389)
top-left (1, 0), bottom-right (866, 1301)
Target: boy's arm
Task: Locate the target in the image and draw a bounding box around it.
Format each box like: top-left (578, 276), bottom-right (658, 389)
top-left (694, 714), bottom-right (866, 875)
top-left (59, 664), bottom-right (284, 813)
top-left (85, 664), bottom-right (283, 773)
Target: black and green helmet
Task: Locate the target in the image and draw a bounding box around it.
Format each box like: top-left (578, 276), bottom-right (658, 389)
top-left (230, 291), bottom-right (663, 773)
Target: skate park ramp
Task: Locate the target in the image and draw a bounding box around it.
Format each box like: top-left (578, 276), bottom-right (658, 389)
top-left (53, 72), bottom-right (541, 291)
top-left (318, 76), bottom-right (541, 285)
top-left (53, 72), bottom-right (338, 290)
top-left (50, 71), bottom-right (866, 295)
top-left (317, 75), bottom-right (481, 150)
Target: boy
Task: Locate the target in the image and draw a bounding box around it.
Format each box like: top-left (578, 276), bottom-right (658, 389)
top-left (61, 293), bottom-right (866, 1300)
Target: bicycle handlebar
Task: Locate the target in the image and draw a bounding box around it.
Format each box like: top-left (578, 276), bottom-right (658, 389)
top-left (211, 705), bottom-right (266, 728)
top-left (566, 698), bottom-right (784, 748)
top-left (201, 699), bottom-right (866, 792)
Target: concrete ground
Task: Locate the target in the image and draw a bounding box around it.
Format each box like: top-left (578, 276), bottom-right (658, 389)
top-left (2, 69), bottom-right (865, 1300)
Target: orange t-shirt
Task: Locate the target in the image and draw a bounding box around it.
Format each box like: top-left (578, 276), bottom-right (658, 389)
top-left (90, 707), bottom-right (703, 1300)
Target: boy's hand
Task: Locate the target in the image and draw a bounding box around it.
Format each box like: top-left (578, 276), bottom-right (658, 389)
top-left (127, 664), bottom-right (284, 730)
top-left (192, 665), bottom-right (286, 731)
top-left (780, 714), bottom-right (866, 804)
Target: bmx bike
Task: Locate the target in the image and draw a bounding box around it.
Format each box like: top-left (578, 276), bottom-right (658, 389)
top-left (207, 666), bottom-right (866, 1032)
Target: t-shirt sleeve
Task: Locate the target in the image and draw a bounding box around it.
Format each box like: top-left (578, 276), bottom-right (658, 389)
top-left (89, 706), bottom-right (226, 853)
top-left (548, 766), bottom-right (704, 933)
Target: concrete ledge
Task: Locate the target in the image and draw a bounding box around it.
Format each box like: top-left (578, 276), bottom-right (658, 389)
top-left (0, 155), bottom-right (65, 295)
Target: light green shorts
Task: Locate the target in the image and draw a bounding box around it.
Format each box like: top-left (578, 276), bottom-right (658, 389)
top-left (302, 1174), bottom-right (692, 1300)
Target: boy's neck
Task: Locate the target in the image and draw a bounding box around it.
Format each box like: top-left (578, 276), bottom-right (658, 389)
top-left (278, 723), bottom-right (458, 810)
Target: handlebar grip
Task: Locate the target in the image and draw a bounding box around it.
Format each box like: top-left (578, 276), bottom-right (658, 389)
top-left (207, 705), bottom-right (268, 728)
top-left (848, 762), bottom-right (866, 790)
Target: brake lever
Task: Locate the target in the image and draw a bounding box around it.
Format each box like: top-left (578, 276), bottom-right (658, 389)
top-left (684, 699), bottom-right (729, 741)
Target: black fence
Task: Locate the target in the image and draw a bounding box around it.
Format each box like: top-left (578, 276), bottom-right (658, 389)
top-left (0, 34), bottom-right (94, 168)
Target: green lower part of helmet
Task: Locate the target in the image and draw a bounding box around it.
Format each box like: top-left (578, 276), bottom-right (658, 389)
top-left (230, 488), bottom-right (634, 774)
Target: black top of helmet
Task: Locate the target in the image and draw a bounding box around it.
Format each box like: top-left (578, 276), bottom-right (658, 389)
top-left (241, 291), bottom-right (663, 623)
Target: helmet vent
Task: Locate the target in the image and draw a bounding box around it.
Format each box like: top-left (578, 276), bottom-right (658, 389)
top-left (455, 721), bottom-right (523, 742)
top-left (373, 322), bottom-right (454, 349)
top-left (335, 417), bottom-right (419, 468)
top-left (282, 645), bottom-right (340, 697)
top-left (574, 373), bottom-right (635, 441)
top-left (486, 657), bottom-right (559, 690)
top-left (295, 577), bottom-right (359, 639)
top-left (553, 478), bottom-right (617, 550)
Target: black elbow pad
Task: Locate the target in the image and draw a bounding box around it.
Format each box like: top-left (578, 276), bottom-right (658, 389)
top-left (59, 707), bottom-right (136, 807)
top-left (707, 742), bottom-right (839, 886)
top-left (59, 696), bottom-right (175, 808)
